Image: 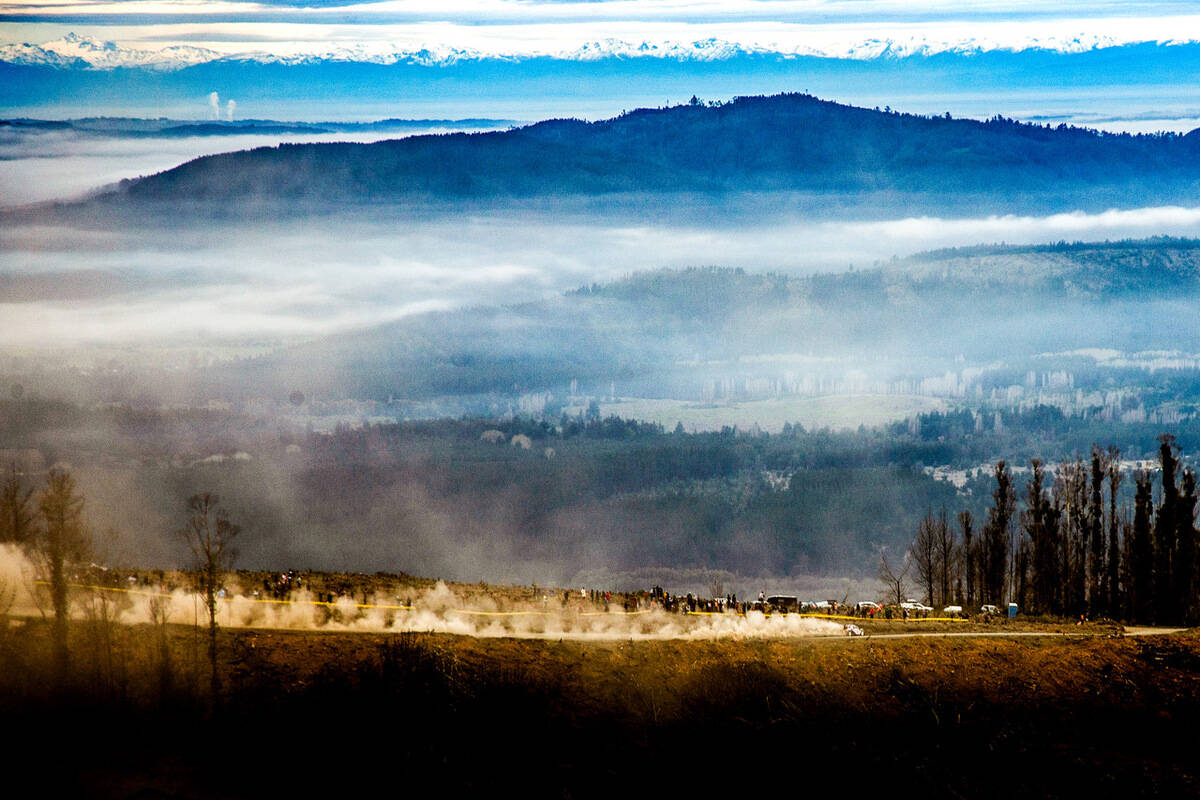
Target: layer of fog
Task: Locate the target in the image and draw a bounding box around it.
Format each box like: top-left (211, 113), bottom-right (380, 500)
top-left (5, 204), bottom-right (1200, 352)
top-left (0, 126), bottom-right (506, 208)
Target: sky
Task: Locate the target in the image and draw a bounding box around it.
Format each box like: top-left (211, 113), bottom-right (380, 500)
top-left (8, 0), bottom-right (1200, 61)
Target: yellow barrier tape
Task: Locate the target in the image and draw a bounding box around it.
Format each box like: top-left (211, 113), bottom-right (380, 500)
top-left (447, 609), bottom-right (548, 617)
top-left (795, 613), bottom-right (969, 623)
top-left (680, 609), bottom-right (966, 622)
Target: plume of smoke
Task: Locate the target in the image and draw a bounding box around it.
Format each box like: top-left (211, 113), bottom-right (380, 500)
top-left (226, 99), bottom-right (236, 122)
top-left (208, 92), bottom-right (220, 120)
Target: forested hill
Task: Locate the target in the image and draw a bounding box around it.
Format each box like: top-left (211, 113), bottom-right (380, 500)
top-left (206, 239), bottom-right (1200, 402)
top-left (110, 93), bottom-right (1200, 211)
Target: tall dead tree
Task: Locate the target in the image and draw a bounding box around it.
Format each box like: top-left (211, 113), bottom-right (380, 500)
top-left (1175, 469), bottom-right (1198, 625)
top-left (958, 510), bottom-right (976, 608)
top-left (1106, 446), bottom-right (1123, 617)
top-left (1154, 435), bottom-right (1179, 623)
top-left (934, 508), bottom-right (955, 609)
top-left (35, 468), bottom-right (89, 682)
top-left (1130, 470), bottom-right (1155, 624)
top-left (177, 492), bottom-right (240, 704)
top-left (1055, 457), bottom-right (1088, 616)
top-left (1088, 446), bottom-right (1108, 616)
top-left (878, 548), bottom-right (911, 606)
top-left (1025, 459), bottom-right (1055, 614)
top-left (0, 464), bottom-right (36, 545)
top-left (910, 512), bottom-right (939, 606)
top-left (982, 461), bottom-right (1015, 606)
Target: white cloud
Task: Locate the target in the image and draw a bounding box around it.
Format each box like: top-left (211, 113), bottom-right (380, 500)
top-left (9, 4), bottom-right (1200, 64)
top-left (6, 204), bottom-right (1200, 348)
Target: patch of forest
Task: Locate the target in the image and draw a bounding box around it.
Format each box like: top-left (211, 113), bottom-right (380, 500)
top-left (102, 93), bottom-right (1200, 211)
top-left (206, 251), bottom-right (1200, 404)
top-left (3, 397), bottom-right (1199, 581)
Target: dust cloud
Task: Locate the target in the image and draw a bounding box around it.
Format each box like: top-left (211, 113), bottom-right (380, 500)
top-left (0, 545), bottom-right (844, 641)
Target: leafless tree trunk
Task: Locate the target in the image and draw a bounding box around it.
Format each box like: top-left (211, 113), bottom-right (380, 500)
top-left (934, 508), bottom-right (955, 609)
top-left (910, 512), bottom-right (939, 606)
top-left (148, 593), bottom-right (174, 706)
top-left (878, 548), bottom-right (911, 606)
top-left (1106, 446), bottom-right (1123, 617)
top-left (958, 510), bottom-right (975, 608)
top-left (34, 468), bottom-right (89, 684)
top-left (83, 526), bottom-right (124, 699)
top-left (1055, 457), bottom-right (1088, 615)
top-left (1088, 446), bottom-right (1109, 616)
top-left (0, 463), bottom-right (36, 545)
top-left (177, 492), bottom-right (240, 706)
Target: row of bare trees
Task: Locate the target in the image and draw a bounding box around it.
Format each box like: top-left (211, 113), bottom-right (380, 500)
top-left (1, 467), bottom-right (92, 681)
top-left (897, 435), bottom-right (1199, 624)
top-left (0, 465), bottom-right (239, 695)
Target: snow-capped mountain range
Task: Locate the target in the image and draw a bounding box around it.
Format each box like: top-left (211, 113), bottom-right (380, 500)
top-left (1, 34), bottom-right (222, 70)
top-left (0, 31), bottom-right (1183, 71)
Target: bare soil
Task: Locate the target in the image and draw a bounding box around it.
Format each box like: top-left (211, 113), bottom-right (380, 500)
top-left (4, 576), bottom-right (1199, 798)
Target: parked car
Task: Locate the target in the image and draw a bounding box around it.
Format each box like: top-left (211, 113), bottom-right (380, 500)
top-left (855, 601), bottom-right (881, 613)
top-left (943, 605), bottom-right (964, 617)
top-left (980, 604), bottom-right (1000, 615)
top-left (901, 599), bottom-right (933, 613)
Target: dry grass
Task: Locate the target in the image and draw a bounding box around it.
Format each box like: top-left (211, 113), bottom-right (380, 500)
top-left (4, 576), bottom-right (1199, 799)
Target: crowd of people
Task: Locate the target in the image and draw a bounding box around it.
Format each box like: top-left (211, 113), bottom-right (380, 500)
top-left (77, 566), bottom-right (960, 622)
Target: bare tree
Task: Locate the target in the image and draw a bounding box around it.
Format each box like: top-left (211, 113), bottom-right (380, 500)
top-left (934, 508), bottom-right (955, 608)
top-left (1025, 459), bottom-right (1059, 615)
top-left (1129, 469), bottom-right (1155, 623)
top-left (1106, 446), bottom-right (1123, 617)
top-left (34, 468), bottom-right (90, 682)
top-left (0, 563), bottom-right (16, 651)
top-left (0, 463), bottom-right (36, 545)
top-left (177, 492), bottom-right (239, 704)
top-left (910, 512), bottom-right (939, 606)
top-left (1055, 457), bottom-right (1089, 615)
top-left (1087, 446), bottom-right (1109, 616)
top-left (878, 548), bottom-right (911, 606)
top-left (983, 461), bottom-right (1015, 607)
top-left (81, 526), bottom-right (125, 698)
top-left (148, 593), bottom-right (175, 706)
top-left (958, 510), bottom-right (976, 608)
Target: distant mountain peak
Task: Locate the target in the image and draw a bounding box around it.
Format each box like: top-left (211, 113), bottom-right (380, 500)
top-left (0, 33), bottom-right (220, 70)
top-left (0, 31), bottom-right (1191, 72)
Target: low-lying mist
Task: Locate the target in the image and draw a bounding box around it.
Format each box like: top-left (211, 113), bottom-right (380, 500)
top-left (7, 204), bottom-right (1200, 353)
top-left (0, 125), bottom-right (507, 208)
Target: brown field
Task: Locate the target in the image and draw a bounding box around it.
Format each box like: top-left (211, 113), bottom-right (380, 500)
top-left (4, 584), bottom-right (1200, 799)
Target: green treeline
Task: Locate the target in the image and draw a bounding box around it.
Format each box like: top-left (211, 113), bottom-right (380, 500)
top-left (910, 435), bottom-right (1199, 625)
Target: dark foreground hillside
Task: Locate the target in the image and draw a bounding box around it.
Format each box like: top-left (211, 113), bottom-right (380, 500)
top-left (5, 618), bottom-right (1199, 798)
top-left (109, 93), bottom-right (1200, 213)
